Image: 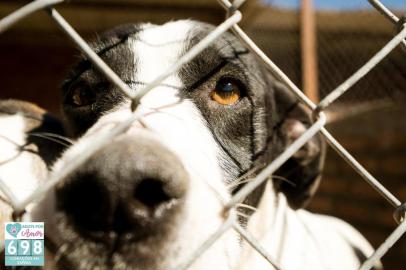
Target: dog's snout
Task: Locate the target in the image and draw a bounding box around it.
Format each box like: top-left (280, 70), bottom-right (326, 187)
top-left (56, 135), bottom-right (188, 235)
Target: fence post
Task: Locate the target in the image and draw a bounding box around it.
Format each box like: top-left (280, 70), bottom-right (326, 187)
top-left (300, 0), bottom-right (319, 102)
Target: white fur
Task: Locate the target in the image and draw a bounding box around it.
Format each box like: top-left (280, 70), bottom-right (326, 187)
top-left (0, 114), bottom-right (45, 202)
top-left (135, 20), bottom-right (192, 86)
top-left (239, 182), bottom-right (376, 270)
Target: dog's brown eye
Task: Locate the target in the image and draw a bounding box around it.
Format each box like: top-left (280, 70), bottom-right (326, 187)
top-left (70, 85), bottom-right (95, 107)
top-left (211, 78), bottom-right (242, 105)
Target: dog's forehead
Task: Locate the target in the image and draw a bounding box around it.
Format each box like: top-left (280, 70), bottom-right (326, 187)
top-left (95, 20), bottom-right (243, 56)
top-left (137, 21), bottom-right (193, 44)
top-left (65, 20), bottom-right (250, 85)
top-left (131, 21), bottom-right (195, 87)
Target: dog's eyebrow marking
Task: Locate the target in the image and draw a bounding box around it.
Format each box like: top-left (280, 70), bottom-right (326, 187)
top-left (63, 31), bottom-right (138, 88)
top-left (76, 37), bottom-right (129, 72)
top-left (185, 60), bottom-right (229, 91)
top-left (222, 38), bottom-right (268, 90)
top-left (93, 35), bottom-right (132, 57)
top-left (182, 44), bottom-right (250, 92)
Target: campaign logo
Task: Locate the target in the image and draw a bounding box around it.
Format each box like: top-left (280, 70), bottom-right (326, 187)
top-left (4, 222), bottom-right (44, 267)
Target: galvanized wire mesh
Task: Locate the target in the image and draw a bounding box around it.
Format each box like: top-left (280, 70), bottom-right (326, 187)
top-left (0, 0), bottom-right (405, 269)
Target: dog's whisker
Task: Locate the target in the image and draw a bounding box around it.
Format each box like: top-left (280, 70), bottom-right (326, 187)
top-left (272, 175), bottom-right (297, 188)
top-left (229, 174), bottom-right (297, 190)
top-left (29, 132), bottom-right (74, 144)
top-left (28, 132), bottom-right (74, 147)
top-left (227, 163), bottom-right (266, 189)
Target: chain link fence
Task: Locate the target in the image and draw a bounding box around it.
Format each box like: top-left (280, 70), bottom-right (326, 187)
top-left (0, 0), bottom-right (405, 269)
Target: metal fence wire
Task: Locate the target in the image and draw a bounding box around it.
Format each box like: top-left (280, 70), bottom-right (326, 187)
top-left (0, 0), bottom-right (405, 269)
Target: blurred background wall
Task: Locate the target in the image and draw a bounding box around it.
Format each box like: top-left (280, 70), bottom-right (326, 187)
top-left (0, 0), bottom-right (405, 268)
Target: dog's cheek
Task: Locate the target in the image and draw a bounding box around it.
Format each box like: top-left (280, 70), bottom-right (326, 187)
top-left (169, 171), bottom-right (238, 270)
top-left (190, 87), bottom-right (257, 177)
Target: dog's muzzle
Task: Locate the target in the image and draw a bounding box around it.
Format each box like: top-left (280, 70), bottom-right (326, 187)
top-left (55, 134), bottom-right (189, 240)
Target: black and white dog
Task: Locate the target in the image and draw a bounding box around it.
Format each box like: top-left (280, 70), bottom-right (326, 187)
top-left (0, 21), bottom-right (380, 270)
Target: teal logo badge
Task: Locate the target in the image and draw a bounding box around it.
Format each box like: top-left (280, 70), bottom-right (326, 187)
top-left (6, 223), bottom-right (21, 238)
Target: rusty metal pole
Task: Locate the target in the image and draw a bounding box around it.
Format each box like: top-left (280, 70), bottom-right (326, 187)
top-left (301, 0), bottom-right (319, 102)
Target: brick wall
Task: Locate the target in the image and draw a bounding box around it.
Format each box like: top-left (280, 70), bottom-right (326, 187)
top-left (308, 106), bottom-right (406, 269)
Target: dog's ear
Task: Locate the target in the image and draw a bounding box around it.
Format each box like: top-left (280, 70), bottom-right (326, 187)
top-left (271, 82), bottom-right (326, 209)
top-left (0, 99), bottom-right (66, 167)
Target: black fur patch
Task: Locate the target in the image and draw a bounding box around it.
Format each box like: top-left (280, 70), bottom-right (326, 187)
top-left (61, 24), bottom-right (141, 137)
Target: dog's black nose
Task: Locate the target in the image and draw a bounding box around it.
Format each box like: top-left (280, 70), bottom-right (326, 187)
top-left (56, 136), bottom-right (188, 235)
